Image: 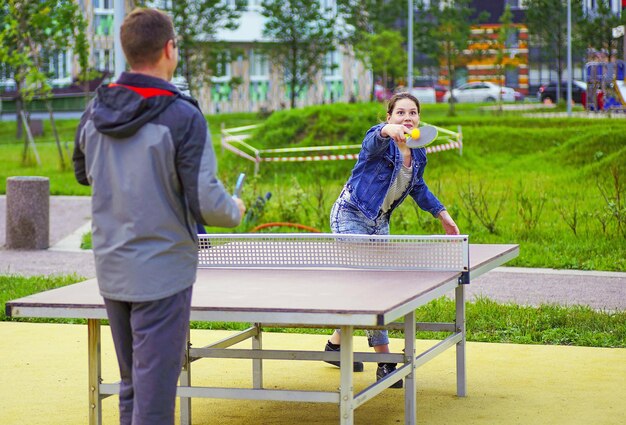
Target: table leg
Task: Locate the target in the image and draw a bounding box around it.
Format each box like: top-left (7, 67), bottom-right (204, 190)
top-left (404, 311), bottom-right (417, 425)
top-left (88, 319), bottom-right (102, 425)
top-left (252, 323), bottom-right (263, 389)
top-left (455, 284), bottom-right (467, 397)
top-left (180, 327), bottom-right (191, 425)
top-left (339, 325), bottom-right (354, 425)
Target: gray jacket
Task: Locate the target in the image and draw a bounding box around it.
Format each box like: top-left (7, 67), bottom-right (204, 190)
top-left (73, 72), bottom-right (241, 302)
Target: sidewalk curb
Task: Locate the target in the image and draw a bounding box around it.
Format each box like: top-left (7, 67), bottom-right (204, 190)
top-left (494, 266), bottom-right (626, 279)
top-left (48, 221), bottom-right (92, 252)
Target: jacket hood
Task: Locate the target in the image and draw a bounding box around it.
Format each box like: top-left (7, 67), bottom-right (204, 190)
top-left (92, 72), bottom-right (181, 138)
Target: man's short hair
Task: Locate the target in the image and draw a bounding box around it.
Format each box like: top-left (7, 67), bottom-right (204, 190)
top-left (121, 8), bottom-right (175, 68)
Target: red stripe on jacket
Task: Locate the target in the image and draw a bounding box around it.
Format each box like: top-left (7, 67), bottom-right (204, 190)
top-left (109, 83), bottom-right (175, 98)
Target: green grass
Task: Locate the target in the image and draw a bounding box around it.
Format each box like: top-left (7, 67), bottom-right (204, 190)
top-left (0, 111), bottom-right (265, 194)
top-left (1, 104), bottom-right (625, 270)
top-left (3, 275), bottom-right (624, 347)
top-left (1, 274), bottom-right (87, 324)
top-left (220, 103), bottom-right (626, 271)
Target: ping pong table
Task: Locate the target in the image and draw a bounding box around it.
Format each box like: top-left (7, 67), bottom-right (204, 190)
top-left (6, 234), bottom-right (518, 425)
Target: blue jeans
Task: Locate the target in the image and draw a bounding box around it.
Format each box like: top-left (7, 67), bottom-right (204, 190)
top-left (330, 188), bottom-right (390, 347)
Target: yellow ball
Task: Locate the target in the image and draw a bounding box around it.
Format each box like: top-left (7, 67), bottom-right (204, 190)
top-left (410, 128), bottom-right (420, 139)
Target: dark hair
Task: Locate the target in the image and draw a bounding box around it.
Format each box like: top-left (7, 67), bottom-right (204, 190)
top-left (387, 92), bottom-right (421, 115)
top-left (121, 8), bottom-right (175, 68)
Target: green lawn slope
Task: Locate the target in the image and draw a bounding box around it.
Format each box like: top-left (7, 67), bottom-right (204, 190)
top-left (1, 103), bottom-right (624, 271)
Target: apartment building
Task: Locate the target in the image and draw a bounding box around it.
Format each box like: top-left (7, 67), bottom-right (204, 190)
top-left (457, 0), bottom-right (531, 95)
top-left (200, 1), bottom-right (369, 114)
top-left (1, 0), bottom-right (368, 113)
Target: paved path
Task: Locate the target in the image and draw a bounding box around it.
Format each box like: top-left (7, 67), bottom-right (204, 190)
top-left (1, 196), bottom-right (625, 310)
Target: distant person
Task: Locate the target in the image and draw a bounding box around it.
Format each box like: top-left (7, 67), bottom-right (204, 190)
top-left (324, 92), bottom-right (459, 388)
top-left (374, 80), bottom-right (385, 102)
top-left (73, 8), bottom-right (245, 425)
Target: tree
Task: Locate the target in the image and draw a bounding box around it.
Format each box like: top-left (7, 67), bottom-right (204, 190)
top-left (0, 0), bottom-right (90, 167)
top-left (336, 0), bottom-right (408, 99)
top-left (525, 0), bottom-right (584, 104)
top-left (261, 0), bottom-right (336, 108)
top-left (356, 30), bottom-right (407, 97)
top-left (73, 10), bottom-right (100, 104)
top-left (578, 0), bottom-right (622, 62)
top-left (141, 0), bottom-right (246, 98)
top-left (493, 4), bottom-right (519, 112)
top-left (414, 0), bottom-right (488, 116)
top-left (337, 0), bottom-right (407, 35)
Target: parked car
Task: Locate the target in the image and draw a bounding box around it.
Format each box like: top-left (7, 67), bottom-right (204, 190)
top-left (408, 86), bottom-right (436, 104)
top-left (410, 77), bottom-right (447, 103)
top-left (537, 80), bottom-right (587, 106)
top-left (433, 84), bottom-right (448, 103)
top-left (442, 81), bottom-right (516, 103)
top-left (171, 76), bottom-right (191, 96)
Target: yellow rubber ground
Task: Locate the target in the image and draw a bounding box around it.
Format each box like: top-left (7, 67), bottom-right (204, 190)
top-left (1, 322), bottom-right (624, 425)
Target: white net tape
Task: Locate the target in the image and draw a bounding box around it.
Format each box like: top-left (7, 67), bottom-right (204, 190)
top-left (198, 234), bottom-right (469, 271)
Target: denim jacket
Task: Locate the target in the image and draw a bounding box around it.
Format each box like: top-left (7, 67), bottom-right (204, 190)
top-left (344, 123), bottom-right (446, 221)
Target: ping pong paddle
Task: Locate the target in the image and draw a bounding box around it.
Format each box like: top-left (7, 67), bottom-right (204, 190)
top-left (405, 125), bottom-right (438, 149)
top-left (233, 173), bottom-right (246, 198)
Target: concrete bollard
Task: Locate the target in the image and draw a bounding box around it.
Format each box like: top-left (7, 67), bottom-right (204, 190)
top-left (5, 176), bottom-right (50, 250)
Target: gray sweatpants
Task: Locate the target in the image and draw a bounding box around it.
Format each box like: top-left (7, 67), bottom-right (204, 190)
top-left (104, 286), bottom-right (193, 425)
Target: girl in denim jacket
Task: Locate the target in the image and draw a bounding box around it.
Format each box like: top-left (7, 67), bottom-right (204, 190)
top-left (324, 92), bottom-right (459, 388)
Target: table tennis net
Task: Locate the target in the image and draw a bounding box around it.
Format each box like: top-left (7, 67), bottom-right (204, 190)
top-left (198, 234), bottom-right (468, 271)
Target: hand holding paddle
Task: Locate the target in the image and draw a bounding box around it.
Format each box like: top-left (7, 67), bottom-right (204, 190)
top-left (405, 125), bottom-right (438, 148)
top-left (381, 124), bottom-right (438, 148)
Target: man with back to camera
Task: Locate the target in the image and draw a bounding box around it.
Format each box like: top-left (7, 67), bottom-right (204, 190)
top-left (73, 8), bottom-right (246, 424)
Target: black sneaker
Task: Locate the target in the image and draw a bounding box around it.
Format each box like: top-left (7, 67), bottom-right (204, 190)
top-left (324, 341), bottom-right (364, 372)
top-left (376, 363), bottom-right (403, 388)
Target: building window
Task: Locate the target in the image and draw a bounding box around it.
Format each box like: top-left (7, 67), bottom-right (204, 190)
top-left (249, 81), bottom-right (269, 102)
top-left (324, 80), bottom-right (343, 102)
top-left (323, 51), bottom-right (341, 77)
top-left (93, 0), bottom-right (113, 10)
top-left (215, 53), bottom-right (232, 78)
top-left (94, 49), bottom-right (114, 72)
top-left (0, 63), bottom-right (15, 91)
top-left (46, 51), bottom-right (69, 80)
top-left (0, 63), bottom-right (13, 80)
top-left (94, 13), bottom-right (114, 36)
top-left (211, 83), bottom-right (232, 102)
top-left (249, 49), bottom-right (269, 79)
